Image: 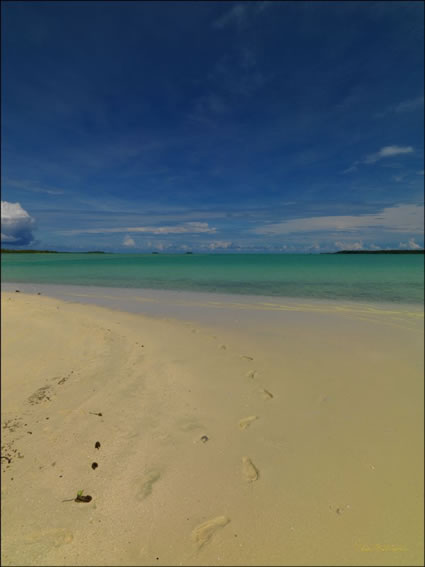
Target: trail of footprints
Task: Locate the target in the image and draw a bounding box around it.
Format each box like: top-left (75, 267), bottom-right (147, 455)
top-left (238, 353), bottom-right (266, 484)
top-left (5, 331), bottom-right (274, 556)
top-left (190, 343), bottom-right (274, 550)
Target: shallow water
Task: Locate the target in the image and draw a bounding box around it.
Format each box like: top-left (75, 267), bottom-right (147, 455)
top-left (1, 253), bottom-right (424, 304)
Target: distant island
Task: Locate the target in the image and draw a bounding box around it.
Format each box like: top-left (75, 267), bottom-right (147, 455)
top-left (1, 249), bottom-right (107, 254)
top-left (330, 250), bottom-right (424, 254)
top-left (1, 249), bottom-right (60, 254)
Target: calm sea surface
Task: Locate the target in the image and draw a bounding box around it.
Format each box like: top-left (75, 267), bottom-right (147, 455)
top-left (1, 253), bottom-right (423, 305)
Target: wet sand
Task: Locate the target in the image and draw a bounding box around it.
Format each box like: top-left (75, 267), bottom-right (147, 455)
top-left (1, 289), bottom-right (423, 566)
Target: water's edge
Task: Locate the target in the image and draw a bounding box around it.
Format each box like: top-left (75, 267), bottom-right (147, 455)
top-left (2, 282), bottom-right (423, 335)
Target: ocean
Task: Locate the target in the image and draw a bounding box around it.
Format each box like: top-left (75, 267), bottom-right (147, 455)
top-left (2, 252), bottom-right (423, 305)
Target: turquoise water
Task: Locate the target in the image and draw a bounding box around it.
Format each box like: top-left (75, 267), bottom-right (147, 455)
top-left (1, 253), bottom-right (424, 304)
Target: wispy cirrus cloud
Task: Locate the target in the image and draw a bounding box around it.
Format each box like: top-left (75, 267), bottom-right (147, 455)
top-left (59, 222), bottom-right (217, 236)
top-left (376, 95), bottom-right (424, 117)
top-left (364, 145), bottom-right (414, 164)
top-left (212, 1), bottom-right (271, 30)
top-left (253, 203), bottom-right (424, 235)
top-left (343, 145), bottom-right (415, 173)
top-left (212, 3), bottom-right (247, 29)
top-left (5, 178), bottom-right (65, 195)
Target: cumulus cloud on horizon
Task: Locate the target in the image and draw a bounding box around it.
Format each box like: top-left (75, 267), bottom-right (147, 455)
top-left (1, 201), bottom-right (36, 245)
top-left (334, 240), bottom-right (364, 251)
top-left (122, 235), bottom-right (136, 247)
top-left (399, 237), bottom-right (422, 250)
top-left (206, 240), bottom-right (233, 250)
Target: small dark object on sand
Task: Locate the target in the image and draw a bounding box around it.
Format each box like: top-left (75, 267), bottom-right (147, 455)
top-left (75, 494), bottom-right (92, 503)
top-left (200, 435), bottom-right (209, 443)
top-left (91, 462), bottom-right (98, 470)
top-left (89, 412), bottom-right (103, 417)
top-left (15, 290), bottom-right (20, 293)
top-left (37, 292), bottom-right (41, 295)
top-left (95, 441), bottom-right (101, 449)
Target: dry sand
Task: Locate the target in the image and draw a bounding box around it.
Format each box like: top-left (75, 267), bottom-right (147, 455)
top-left (1, 290), bottom-right (423, 566)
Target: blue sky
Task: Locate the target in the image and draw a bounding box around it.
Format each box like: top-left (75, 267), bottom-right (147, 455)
top-left (1, 0), bottom-right (424, 252)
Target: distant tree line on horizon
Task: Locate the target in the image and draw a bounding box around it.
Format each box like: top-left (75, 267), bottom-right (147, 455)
top-left (331, 250), bottom-right (424, 254)
top-left (1, 248), bottom-right (423, 255)
top-left (1, 249), bottom-right (106, 254)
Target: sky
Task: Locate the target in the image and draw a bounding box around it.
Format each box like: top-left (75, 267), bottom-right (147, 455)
top-left (1, 0), bottom-right (424, 253)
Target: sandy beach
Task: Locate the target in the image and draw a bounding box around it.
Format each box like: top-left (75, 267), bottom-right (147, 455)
top-left (1, 289), bottom-right (423, 566)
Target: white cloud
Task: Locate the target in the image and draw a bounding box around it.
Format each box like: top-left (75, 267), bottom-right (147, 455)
top-left (334, 241), bottom-right (364, 250)
top-left (1, 201), bottom-right (36, 245)
top-left (364, 145), bottom-right (414, 164)
top-left (206, 240), bottom-right (233, 250)
top-left (399, 238), bottom-right (422, 250)
top-left (146, 240), bottom-right (167, 251)
top-left (408, 238), bottom-right (421, 250)
top-left (253, 204), bottom-right (424, 236)
top-left (122, 235), bottom-right (135, 247)
top-left (60, 222), bottom-right (217, 236)
top-left (306, 242), bottom-right (321, 251)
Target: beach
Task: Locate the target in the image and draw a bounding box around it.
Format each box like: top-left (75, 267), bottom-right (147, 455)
top-left (1, 288), bottom-right (424, 566)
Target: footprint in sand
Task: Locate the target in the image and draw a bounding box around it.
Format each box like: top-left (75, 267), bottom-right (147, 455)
top-left (238, 416), bottom-right (258, 430)
top-left (27, 386), bottom-right (52, 405)
top-left (219, 344), bottom-right (227, 350)
top-left (246, 370), bottom-right (257, 379)
top-left (260, 388), bottom-right (274, 400)
top-left (241, 355), bottom-right (254, 361)
top-left (136, 470), bottom-right (161, 500)
top-left (242, 456), bottom-right (259, 482)
top-left (191, 516), bottom-right (230, 548)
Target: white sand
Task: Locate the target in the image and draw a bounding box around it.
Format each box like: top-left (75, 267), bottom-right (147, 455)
top-left (1, 290), bottom-right (423, 566)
